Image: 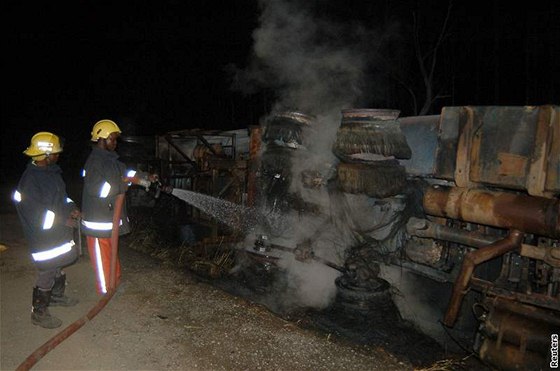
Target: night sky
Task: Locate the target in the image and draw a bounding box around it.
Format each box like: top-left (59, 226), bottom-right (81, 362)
top-left (2, 0), bottom-right (559, 184)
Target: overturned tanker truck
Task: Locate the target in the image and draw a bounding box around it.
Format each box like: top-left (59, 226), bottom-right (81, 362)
top-left (152, 105), bottom-right (559, 370)
top-left (332, 105), bottom-right (559, 370)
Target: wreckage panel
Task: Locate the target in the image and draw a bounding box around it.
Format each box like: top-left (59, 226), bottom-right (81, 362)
top-left (544, 105), bottom-right (560, 194)
top-left (433, 105), bottom-right (559, 198)
top-left (469, 106), bottom-right (538, 189)
top-left (434, 106), bottom-right (464, 180)
top-left (399, 115), bottom-right (440, 176)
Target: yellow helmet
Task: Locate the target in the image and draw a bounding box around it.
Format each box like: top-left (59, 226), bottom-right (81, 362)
top-left (91, 119), bottom-right (121, 142)
top-left (23, 132), bottom-right (63, 161)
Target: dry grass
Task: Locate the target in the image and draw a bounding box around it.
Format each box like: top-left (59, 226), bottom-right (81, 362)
top-left (414, 355), bottom-right (475, 371)
top-left (126, 215), bottom-right (239, 279)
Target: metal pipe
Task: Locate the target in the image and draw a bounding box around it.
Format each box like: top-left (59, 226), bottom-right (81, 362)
top-left (16, 192), bottom-right (126, 370)
top-left (443, 229), bottom-right (524, 327)
top-left (423, 186), bottom-right (560, 238)
top-left (407, 217), bottom-right (560, 269)
top-left (406, 217), bottom-right (499, 248)
top-left (268, 243), bottom-right (347, 274)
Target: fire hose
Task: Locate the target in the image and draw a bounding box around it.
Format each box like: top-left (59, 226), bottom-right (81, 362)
top-left (16, 193), bottom-right (125, 371)
top-left (265, 241), bottom-right (347, 274)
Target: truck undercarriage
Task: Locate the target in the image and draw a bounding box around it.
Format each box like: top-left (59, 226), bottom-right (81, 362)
top-left (134, 104), bottom-right (559, 370)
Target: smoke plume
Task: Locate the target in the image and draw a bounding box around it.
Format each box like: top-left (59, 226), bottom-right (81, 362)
top-left (233, 0), bottom-right (389, 311)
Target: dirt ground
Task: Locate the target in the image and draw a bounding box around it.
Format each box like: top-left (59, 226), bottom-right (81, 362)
top-left (1, 209), bottom-right (420, 371)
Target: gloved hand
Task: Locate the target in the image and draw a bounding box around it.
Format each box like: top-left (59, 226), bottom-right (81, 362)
top-left (149, 180), bottom-right (173, 198)
top-left (70, 209), bottom-right (82, 220)
top-left (66, 209), bottom-right (81, 228)
top-left (160, 185), bottom-right (173, 194)
top-left (123, 172), bottom-right (160, 191)
top-left (123, 175), bottom-right (151, 190)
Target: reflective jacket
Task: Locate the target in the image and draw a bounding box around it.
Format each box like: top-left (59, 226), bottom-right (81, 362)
top-left (13, 162), bottom-right (78, 266)
top-left (81, 146), bottom-right (131, 238)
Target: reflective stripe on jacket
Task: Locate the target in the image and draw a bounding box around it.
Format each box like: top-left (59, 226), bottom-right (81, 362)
top-left (81, 146), bottom-right (131, 238)
top-left (13, 162), bottom-right (77, 257)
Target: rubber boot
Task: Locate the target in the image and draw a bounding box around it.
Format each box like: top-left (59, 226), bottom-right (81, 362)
top-left (50, 273), bottom-right (79, 307)
top-left (31, 287), bottom-right (62, 329)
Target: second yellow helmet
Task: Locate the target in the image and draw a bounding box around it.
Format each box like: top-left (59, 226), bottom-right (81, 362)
top-left (91, 119), bottom-right (121, 142)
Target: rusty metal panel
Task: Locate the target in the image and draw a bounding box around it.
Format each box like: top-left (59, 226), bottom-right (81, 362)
top-left (431, 105), bottom-right (559, 198)
top-left (544, 106), bottom-right (559, 194)
top-left (478, 297), bottom-right (560, 371)
top-left (469, 106), bottom-right (539, 190)
top-left (434, 107), bottom-right (466, 180)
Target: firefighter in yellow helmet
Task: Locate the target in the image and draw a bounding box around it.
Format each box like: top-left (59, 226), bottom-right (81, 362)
top-left (22, 131), bottom-right (63, 160)
top-left (81, 119), bottom-right (158, 294)
top-left (13, 132), bottom-right (81, 329)
top-left (90, 119), bottom-right (122, 144)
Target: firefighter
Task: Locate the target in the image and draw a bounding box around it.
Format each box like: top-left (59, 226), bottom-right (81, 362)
top-left (13, 132), bottom-right (81, 329)
top-left (81, 119), bottom-right (157, 295)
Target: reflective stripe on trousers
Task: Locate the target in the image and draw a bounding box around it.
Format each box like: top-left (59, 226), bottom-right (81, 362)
top-left (86, 236), bottom-right (121, 294)
top-left (32, 240), bottom-right (75, 262)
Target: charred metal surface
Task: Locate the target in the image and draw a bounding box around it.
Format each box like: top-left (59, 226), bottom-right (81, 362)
top-left (544, 106), bottom-right (560, 194)
top-left (469, 107), bottom-right (538, 189)
top-left (333, 108), bottom-right (411, 160)
top-left (262, 111), bottom-right (315, 148)
top-left (443, 230), bottom-right (524, 327)
top-left (528, 105), bottom-right (560, 197)
top-left (259, 111), bottom-right (315, 214)
top-left (434, 106), bottom-right (465, 180)
top-left (423, 185), bottom-right (560, 239)
top-left (478, 339), bottom-right (549, 371)
top-left (341, 108), bottom-right (401, 120)
top-left (337, 162), bottom-right (407, 198)
top-left (144, 105), bottom-right (559, 371)
top-left (477, 297), bottom-right (560, 370)
top-left (470, 278), bottom-right (559, 311)
top-left (247, 126), bottom-right (262, 207)
top-left (434, 105), bottom-right (559, 197)
top-left (454, 106), bottom-right (476, 188)
top-left (403, 237), bottom-right (445, 268)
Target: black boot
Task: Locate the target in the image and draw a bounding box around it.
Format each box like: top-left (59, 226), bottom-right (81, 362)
top-left (32, 287), bottom-right (62, 329)
top-left (50, 273), bottom-right (79, 307)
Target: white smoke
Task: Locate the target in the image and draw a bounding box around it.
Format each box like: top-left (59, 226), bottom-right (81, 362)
top-left (233, 0), bottom-right (381, 113)
top-left (233, 0), bottom-right (388, 311)
top-left (252, 1), bottom-right (367, 113)
top-left (276, 254), bottom-right (341, 309)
